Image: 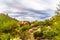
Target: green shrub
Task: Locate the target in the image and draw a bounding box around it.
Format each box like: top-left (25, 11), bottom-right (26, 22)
top-left (21, 25), bottom-right (29, 31)
top-left (0, 34), bottom-right (10, 40)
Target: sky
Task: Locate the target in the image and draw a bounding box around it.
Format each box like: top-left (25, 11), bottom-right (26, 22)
top-left (0, 0), bottom-right (60, 21)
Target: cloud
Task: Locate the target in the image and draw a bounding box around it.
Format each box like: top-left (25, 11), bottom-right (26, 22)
top-left (0, 0), bottom-right (59, 21)
top-left (0, 3), bottom-right (7, 13)
top-left (4, 0), bottom-right (59, 10)
top-left (7, 9), bottom-right (55, 22)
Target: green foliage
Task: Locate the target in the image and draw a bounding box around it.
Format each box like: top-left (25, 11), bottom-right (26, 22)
top-left (0, 14), bottom-right (20, 39)
top-left (33, 31), bottom-right (43, 39)
top-left (0, 34), bottom-right (10, 40)
top-left (21, 25), bottom-right (30, 31)
top-left (31, 20), bottom-right (40, 27)
top-left (0, 20), bottom-right (19, 34)
top-left (42, 28), bottom-right (55, 38)
top-left (33, 13), bottom-right (60, 40)
top-left (54, 35), bottom-right (60, 40)
top-left (1, 13), bottom-right (60, 40)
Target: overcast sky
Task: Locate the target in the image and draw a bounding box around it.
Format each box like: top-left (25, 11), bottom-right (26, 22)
top-left (0, 0), bottom-right (59, 21)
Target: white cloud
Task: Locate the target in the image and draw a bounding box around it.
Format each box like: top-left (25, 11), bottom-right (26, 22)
top-left (4, 0), bottom-right (59, 10)
top-left (0, 0), bottom-right (60, 21)
top-left (0, 3), bottom-right (7, 13)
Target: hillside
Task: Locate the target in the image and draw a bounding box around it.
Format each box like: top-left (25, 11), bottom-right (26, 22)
top-left (0, 13), bottom-right (60, 40)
